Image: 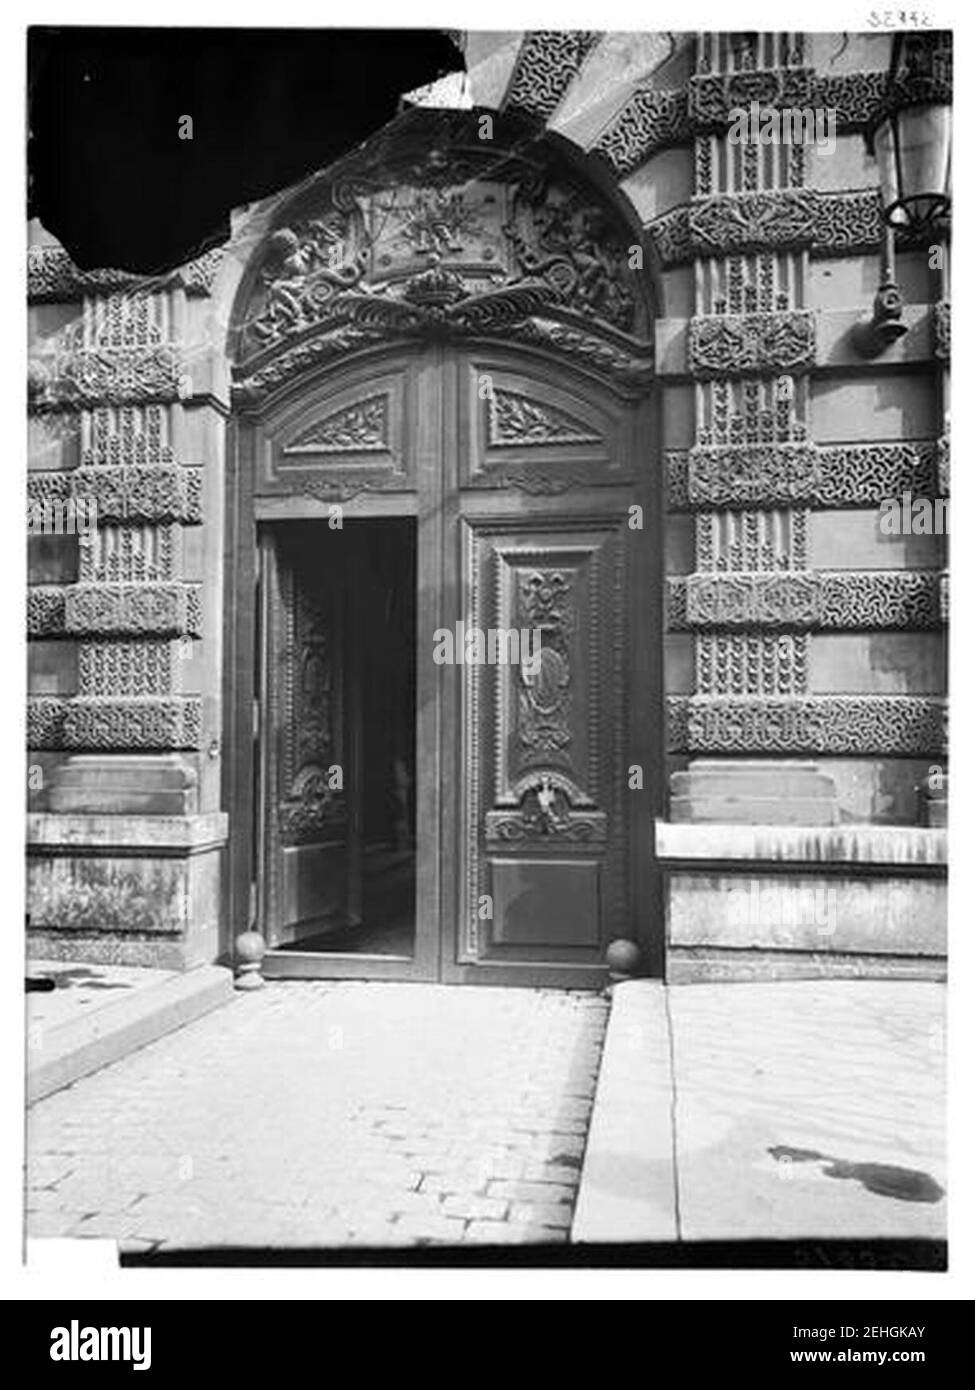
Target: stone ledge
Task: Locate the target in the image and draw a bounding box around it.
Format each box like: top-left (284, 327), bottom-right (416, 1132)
top-left (27, 963), bottom-right (234, 1104)
top-left (655, 820), bottom-right (947, 866)
top-left (27, 811), bottom-right (228, 854)
top-left (571, 980), bottom-right (677, 1244)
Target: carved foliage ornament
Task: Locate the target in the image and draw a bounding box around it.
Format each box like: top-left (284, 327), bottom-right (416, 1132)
top-left (488, 390), bottom-right (601, 447)
top-left (517, 570), bottom-right (574, 758)
top-left (235, 139), bottom-right (648, 398)
top-left (689, 311), bottom-right (816, 378)
top-left (648, 190), bottom-right (893, 267)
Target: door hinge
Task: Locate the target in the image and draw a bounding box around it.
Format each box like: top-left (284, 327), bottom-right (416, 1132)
top-left (252, 698), bottom-right (260, 740)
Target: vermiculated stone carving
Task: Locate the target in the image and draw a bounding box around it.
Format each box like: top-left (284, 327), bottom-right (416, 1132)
top-left (27, 697), bottom-right (66, 749)
top-left (70, 467), bottom-right (202, 524)
top-left (667, 439), bottom-right (939, 510)
top-left (63, 697), bottom-right (203, 751)
top-left (648, 190), bottom-right (888, 267)
top-left (688, 311), bottom-right (815, 378)
top-left (28, 695), bottom-right (204, 750)
top-left (28, 244), bottom-right (224, 303)
top-left (672, 571), bottom-right (943, 630)
top-left (78, 641), bottom-right (179, 697)
top-left (594, 90), bottom-right (691, 177)
top-left (668, 695), bottom-right (946, 755)
top-left (689, 68), bottom-right (815, 127)
top-left (64, 584), bottom-right (202, 638)
top-left (29, 345), bottom-right (185, 411)
top-left (504, 31), bottom-right (600, 119)
top-left (27, 587), bottom-right (66, 637)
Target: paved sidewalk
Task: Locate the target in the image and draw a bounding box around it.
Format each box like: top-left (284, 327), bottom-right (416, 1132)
top-left (574, 980), bottom-right (946, 1244)
top-left (26, 983), bottom-right (607, 1250)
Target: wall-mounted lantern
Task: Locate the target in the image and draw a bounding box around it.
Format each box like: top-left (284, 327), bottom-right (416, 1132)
top-left (854, 31), bottom-right (952, 357)
top-left (867, 31), bottom-right (952, 237)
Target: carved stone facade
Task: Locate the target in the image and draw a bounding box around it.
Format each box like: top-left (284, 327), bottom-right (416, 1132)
top-left (27, 29), bottom-right (949, 978)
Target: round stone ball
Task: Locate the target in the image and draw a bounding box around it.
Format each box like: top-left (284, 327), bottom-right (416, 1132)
top-left (605, 938), bottom-right (641, 976)
top-left (235, 930), bottom-right (267, 965)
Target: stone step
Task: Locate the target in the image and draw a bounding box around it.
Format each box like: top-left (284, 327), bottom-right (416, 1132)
top-left (670, 796), bottom-right (840, 826)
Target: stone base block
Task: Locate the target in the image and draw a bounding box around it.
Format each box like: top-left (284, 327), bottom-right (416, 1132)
top-left (670, 760), bottom-right (839, 826)
top-left (27, 812), bottom-right (228, 970)
top-left (48, 755), bottom-right (199, 815)
top-left (665, 871), bottom-right (946, 983)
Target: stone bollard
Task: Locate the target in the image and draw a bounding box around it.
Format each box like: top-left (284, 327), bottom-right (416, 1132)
top-left (605, 937), bottom-right (641, 986)
top-left (234, 931), bottom-right (267, 991)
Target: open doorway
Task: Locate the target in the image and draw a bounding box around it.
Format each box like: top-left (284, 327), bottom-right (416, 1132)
top-left (258, 518), bottom-right (417, 962)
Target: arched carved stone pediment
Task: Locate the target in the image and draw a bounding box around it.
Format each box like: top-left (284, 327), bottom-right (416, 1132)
top-left (231, 116), bottom-right (654, 403)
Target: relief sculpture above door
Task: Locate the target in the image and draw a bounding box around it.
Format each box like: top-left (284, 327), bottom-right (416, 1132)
top-left (231, 112), bottom-right (654, 409)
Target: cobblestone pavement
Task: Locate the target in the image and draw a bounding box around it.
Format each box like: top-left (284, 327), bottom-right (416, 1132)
top-left (26, 983), bottom-right (608, 1250)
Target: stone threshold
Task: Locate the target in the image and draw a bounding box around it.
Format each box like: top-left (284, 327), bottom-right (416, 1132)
top-left (655, 820), bottom-right (947, 867)
top-left (27, 962), bottom-right (234, 1104)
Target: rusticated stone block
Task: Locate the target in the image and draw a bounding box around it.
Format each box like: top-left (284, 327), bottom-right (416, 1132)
top-left (48, 755), bottom-right (199, 814)
top-left (668, 440), bottom-right (939, 511)
top-left (667, 872), bottom-right (946, 964)
top-left (668, 695), bottom-right (946, 756)
top-left (71, 466), bottom-right (202, 523)
top-left (65, 583), bottom-right (202, 637)
top-left (27, 811), bottom-right (226, 967)
top-left (688, 311), bottom-right (816, 379)
top-left (27, 587), bottom-right (67, 637)
top-left (672, 571), bottom-right (943, 631)
top-left (63, 697), bottom-right (203, 751)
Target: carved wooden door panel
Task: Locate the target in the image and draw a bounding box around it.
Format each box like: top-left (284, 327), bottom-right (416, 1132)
top-left (258, 528), bottom-right (356, 948)
top-left (442, 349), bottom-right (650, 986)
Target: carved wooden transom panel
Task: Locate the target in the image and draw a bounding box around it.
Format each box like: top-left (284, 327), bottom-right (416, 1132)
top-left (263, 368), bottom-right (412, 502)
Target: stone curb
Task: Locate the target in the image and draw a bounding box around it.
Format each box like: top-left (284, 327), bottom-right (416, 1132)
top-left (27, 965), bottom-right (235, 1105)
top-left (571, 980), bottom-right (678, 1244)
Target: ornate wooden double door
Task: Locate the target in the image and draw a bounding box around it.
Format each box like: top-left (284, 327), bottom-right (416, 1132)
top-left (248, 342), bottom-right (658, 985)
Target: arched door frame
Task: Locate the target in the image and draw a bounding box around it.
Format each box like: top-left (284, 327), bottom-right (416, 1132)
top-left (217, 111), bottom-right (665, 980)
